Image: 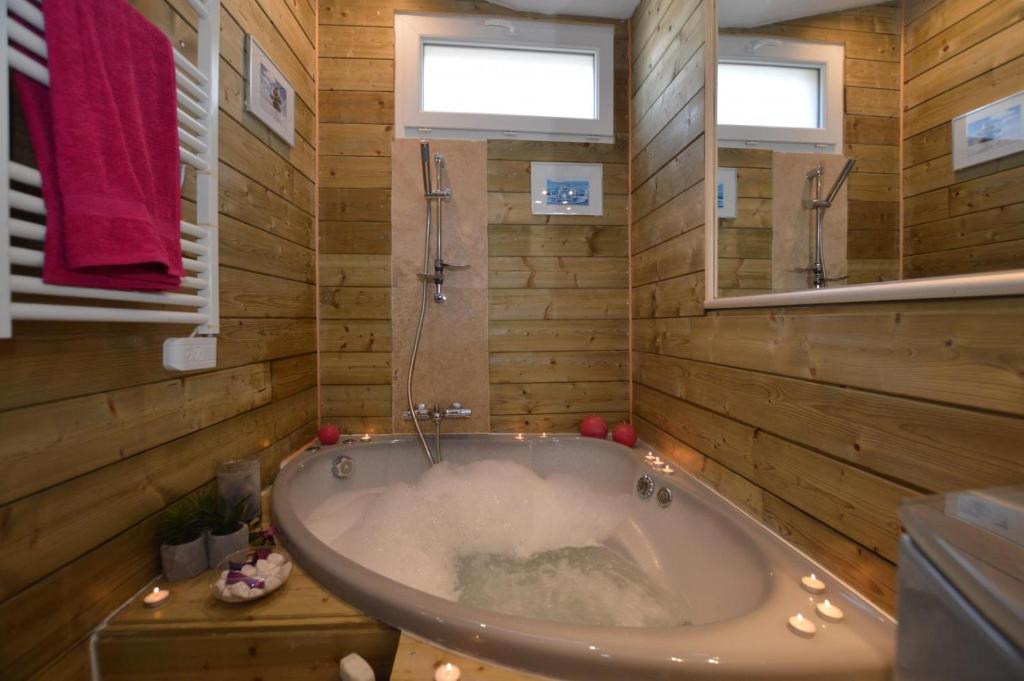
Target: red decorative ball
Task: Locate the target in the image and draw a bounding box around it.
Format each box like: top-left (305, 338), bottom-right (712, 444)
top-left (318, 423), bottom-right (340, 445)
top-left (579, 414), bottom-right (609, 439)
top-left (611, 422), bottom-right (637, 447)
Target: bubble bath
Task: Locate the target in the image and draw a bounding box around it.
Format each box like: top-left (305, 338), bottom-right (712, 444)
top-left (305, 459), bottom-right (688, 627)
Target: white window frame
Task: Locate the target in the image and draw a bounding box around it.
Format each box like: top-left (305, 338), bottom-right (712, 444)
top-left (717, 35), bottom-right (844, 152)
top-left (395, 13), bottom-right (615, 144)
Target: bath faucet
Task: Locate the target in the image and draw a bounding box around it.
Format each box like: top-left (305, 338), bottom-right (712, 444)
top-left (402, 401), bottom-right (473, 462)
top-left (805, 159), bottom-right (855, 289)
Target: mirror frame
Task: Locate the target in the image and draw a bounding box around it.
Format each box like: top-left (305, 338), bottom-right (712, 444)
top-left (702, 0), bottom-right (1024, 310)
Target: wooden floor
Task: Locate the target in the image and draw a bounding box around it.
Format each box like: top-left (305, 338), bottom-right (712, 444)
top-left (95, 565), bottom-right (399, 680)
top-left (392, 635), bottom-right (547, 681)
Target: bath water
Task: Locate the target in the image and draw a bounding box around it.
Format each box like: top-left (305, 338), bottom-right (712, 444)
top-left (306, 459), bottom-right (690, 627)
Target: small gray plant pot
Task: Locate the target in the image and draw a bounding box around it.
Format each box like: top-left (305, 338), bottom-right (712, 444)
top-left (205, 524), bottom-right (250, 568)
top-left (160, 535), bottom-right (208, 582)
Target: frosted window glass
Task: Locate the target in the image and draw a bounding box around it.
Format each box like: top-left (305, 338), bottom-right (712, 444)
top-left (717, 63), bottom-right (821, 128)
top-left (422, 44), bottom-right (596, 120)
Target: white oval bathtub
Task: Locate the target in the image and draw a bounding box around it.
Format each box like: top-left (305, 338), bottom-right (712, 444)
top-left (272, 434), bottom-right (895, 680)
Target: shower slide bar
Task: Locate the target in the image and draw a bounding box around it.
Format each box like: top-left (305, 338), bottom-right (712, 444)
top-left (0, 0), bottom-right (221, 347)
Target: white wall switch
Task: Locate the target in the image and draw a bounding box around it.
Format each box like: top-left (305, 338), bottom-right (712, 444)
top-left (163, 337), bottom-right (217, 371)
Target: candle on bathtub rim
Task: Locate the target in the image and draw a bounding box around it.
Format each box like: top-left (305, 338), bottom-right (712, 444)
top-left (787, 612), bottom-right (816, 638)
top-left (816, 599), bottom-right (845, 622)
top-left (801, 573), bottom-right (826, 594)
top-left (434, 662), bottom-right (461, 681)
top-left (143, 586), bottom-right (170, 608)
top-left (360, 433), bottom-right (372, 442)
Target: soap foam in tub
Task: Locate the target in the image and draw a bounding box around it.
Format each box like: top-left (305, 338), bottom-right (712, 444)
top-left (306, 459), bottom-right (687, 627)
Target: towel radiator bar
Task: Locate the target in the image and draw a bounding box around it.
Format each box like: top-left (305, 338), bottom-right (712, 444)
top-left (1, 0), bottom-right (221, 366)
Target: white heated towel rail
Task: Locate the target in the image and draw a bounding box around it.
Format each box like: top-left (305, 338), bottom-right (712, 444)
top-left (1, 0), bottom-right (220, 348)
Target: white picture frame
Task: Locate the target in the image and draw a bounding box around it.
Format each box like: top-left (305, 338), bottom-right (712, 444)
top-left (530, 162), bottom-right (603, 216)
top-left (245, 35), bottom-right (295, 146)
top-left (952, 91), bottom-right (1024, 171)
top-left (717, 167), bottom-right (738, 219)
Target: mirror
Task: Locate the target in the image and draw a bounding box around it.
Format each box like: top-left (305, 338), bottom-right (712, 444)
top-left (711, 0), bottom-right (1024, 303)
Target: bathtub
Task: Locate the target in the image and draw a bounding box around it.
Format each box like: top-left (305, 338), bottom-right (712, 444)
top-left (272, 434), bottom-right (895, 680)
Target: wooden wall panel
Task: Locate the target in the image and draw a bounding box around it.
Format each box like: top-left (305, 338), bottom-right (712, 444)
top-left (630, 0), bottom-right (1024, 616)
top-left (721, 3), bottom-right (902, 289)
top-left (319, 1), bottom-right (630, 433)
top-left (0, 2), bottom-right (319, 678)
top-left (902, 0), bottom-right (1024, 278)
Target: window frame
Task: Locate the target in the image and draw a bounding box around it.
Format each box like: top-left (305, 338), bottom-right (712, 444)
top-left (394, 13), bottom-right (615, 144)
top-left (717, 35), bottom-right (844, 152)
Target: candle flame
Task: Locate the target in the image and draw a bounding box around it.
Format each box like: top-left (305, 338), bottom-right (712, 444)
top-left (811, 573), bottom-right (816, 580)
top-left (153, 587), bottom-right (159, 593)
top-left (796, 613), bottom-right (803, 621)
top-left (824, 599), bottom-right (831, 607)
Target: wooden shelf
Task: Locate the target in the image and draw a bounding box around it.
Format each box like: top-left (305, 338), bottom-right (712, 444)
top-left (96, 563), bottom-right (399, 680)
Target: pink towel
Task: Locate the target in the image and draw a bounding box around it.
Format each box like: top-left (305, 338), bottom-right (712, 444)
top-left (13, 0), bottom-right (183, 290)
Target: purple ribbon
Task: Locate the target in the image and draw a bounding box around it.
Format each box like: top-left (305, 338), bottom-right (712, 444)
top-left (226, 571), bottom-right (266, 589)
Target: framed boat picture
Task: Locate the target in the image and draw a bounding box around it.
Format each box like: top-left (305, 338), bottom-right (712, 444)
top-left (952, 91), bottom-right (1024, 171)
top-left (530, 162), bottom-right (604, 216)
top-left (245, 35), bottom-right (295, 146)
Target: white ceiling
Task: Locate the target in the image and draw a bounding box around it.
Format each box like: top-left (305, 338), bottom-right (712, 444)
top-left (720, 0), bottom-right (890, 28)
top-left (488, 0), bottom-right (639, 20)
top-left (488, 0), bottom-right (889, 26)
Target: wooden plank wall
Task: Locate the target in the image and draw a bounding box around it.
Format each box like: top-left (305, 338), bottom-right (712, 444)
top-left (318, 0), bottom-right (630, 433)
top-left (631, 0), bottom-right (1024, 616)
top-left (0, 1), bottom-right (319, 678)
top-left (724, 2), bottom-right (903, 286)
top-left (716, 148), bottom-right (772, 296)
top-left (902, 0), bottom-right (1024, 278)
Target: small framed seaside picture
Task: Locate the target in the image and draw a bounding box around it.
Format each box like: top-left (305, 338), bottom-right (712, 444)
top-left (952, 90), bottom-right (1024, 170)
top-left (245, 35), bottom-right (295, 146)
top-left (717, 167), bottom-right (738, 219)
top-left (531, 162), bottom-right (604, 216)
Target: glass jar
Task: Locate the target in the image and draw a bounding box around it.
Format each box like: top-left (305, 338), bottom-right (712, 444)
top-left (217, 458), bottom-right (261, 524)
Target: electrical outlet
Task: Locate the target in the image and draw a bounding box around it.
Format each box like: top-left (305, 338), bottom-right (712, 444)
top-left (163, 337), bottom-right (217, 371)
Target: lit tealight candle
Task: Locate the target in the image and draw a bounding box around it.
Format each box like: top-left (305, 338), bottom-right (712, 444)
top-left (801, 573), bottom-right (826, 594)
top-left (143, 586), bottom-right (170, 608)
top-left (434, 662), bottom-right (461, 681)
top-left (787, 612), bottom-right (816, 638)
top-left (360, 433), bottom-right (372, 442)
top-left (816, 599), bottom-right (845, 622)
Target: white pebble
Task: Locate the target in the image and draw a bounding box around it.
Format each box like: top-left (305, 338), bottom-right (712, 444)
top-left (255, 559), bottom-right (272, 575)
top-left (268, 552), bottom-right (285, 566)
top-left (278, 561), bottom-right (293, 580)
top-left (215, 577), bottom-right (227, 592)
top-left (264, 575), bottom-right (282, 592)
top-left (240, 564), bottom-right (256, 576)
top-left (228, 582), bottom-right (251, 599)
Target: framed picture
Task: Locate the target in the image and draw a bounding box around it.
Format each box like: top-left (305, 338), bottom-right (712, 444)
top-left (530, 162), bottom-right (603, 216)
top-left (952, 91), bottom-right (1024, 171)
top-left (717, 167), bottom-right (738, 220)
top-left (245, 35), bottom-right (295, 146)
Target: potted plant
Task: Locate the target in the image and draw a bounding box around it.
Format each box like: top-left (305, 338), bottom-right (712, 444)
top-left (159, 501), bottom-right (207, 582)
top-left (196, 489), bottom-right (251, 568)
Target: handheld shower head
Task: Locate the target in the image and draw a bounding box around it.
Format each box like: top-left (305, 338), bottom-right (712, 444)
top-left (825, 158), bottom-right (856, 205)
top-left (420, 141), bottom-right (432, 195)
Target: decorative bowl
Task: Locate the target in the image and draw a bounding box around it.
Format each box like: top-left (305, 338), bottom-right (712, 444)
top-left (209, 546), bottom-right (293, 603)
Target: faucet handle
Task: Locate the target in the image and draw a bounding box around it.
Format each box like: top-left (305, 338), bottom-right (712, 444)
top-left (444, 263), bottom-right (470, 271)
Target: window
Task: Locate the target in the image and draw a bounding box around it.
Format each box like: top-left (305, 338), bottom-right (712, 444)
top-left (717, 36), bottom-right (844, 152)
top-left (395, 14), bottom-right (614, 143)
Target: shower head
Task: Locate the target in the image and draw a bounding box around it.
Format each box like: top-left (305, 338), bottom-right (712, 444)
top-left (824, 158), bottom-right (856, 205)
top-left (420, 141), bottom-right (432, 195)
